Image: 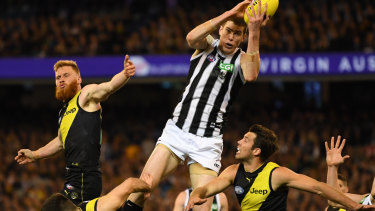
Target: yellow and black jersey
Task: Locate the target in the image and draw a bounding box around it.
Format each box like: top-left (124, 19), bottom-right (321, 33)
top-left (78, 198), bottom-right (99, 211)
top-left (58, 91), bottom-right (102, 168)
top-left (326, 206), bottom-right (347, 211)
top-left (58, 91), bottom-right (102, 204)
top-left (233, 162), bottom-right (288, 211)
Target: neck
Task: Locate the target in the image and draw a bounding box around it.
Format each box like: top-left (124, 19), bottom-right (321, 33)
top-left (242, 158), bottom-right (264, 173)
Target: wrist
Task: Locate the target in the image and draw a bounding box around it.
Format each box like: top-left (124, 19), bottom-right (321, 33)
top-left (246, 50), bottom-right (259, 56)
top-left (32, 151), bottom-right (40, 160)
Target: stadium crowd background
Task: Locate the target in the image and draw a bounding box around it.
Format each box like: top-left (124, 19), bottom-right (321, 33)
top-left (1, 0), bottom-right (375, 210)
top-left (0, 0), bottom-right (374, 56)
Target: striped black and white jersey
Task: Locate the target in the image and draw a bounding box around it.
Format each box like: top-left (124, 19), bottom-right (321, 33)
top-left (172, 39), bottom-right (246, 137)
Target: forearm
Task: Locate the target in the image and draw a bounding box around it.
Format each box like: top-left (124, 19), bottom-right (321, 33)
top-left (241, 32), bottom-right (261, 81)
top-left (34, 136), bottom-right (63, 159)
top-left (186, 11), bottom-right (232, 48)
top-left (327, 165), bottom-right (339, 189)
top-left (107, 70), bottom-right (130, 94)
top-left (247, 30), bottom-right (260, 53)
top-left (192, 187), bottom-right (209, 199)
top-left (318, 182), bottom-right (359, 210)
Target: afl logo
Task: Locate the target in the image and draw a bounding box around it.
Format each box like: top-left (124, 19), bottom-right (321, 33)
top-left (71, 192), bottom-right (78, 200)
top-left (234, 186), bottom-right (244, 195)
top-left (207, 54), bottom-right (216, 62)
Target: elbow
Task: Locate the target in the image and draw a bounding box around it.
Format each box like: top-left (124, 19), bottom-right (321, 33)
top-left (244, 73), bottom-right (258, 82)
top-left (186, 33), bottom-right (196, 48)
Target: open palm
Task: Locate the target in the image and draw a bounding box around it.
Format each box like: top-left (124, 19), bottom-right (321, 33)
top-left (325, 136), bottom-right (350, 166)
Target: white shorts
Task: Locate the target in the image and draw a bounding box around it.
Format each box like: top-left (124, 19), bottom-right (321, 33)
top-left (157, 119), bottom-right (223, 173)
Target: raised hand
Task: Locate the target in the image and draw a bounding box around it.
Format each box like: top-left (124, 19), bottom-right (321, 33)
top-left (325, 136), bottom-right (350, 167)
top-left (245, 0), bottom-right (269, 29)
top-left (228, 0), bottom-right (252, 19)
top-left (14, 149), bottom-right (37, 164)
top-left (123, 54), bottom-right (135, 77)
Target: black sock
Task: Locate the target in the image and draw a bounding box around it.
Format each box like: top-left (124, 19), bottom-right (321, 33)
top-left (122, 200), bottom-right (143, 211)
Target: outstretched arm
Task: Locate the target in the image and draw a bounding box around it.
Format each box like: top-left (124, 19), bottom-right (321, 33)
top-left (81, 54), bottom-right (135, 104)
top-left (273, 167), bottom-right (375, 210)
top-left (97, 175), bottom-right (152, 211)
top-left (186, 0), bottom-right (251, 51)
top-left (184, 164), bottom-right (237, 211)
top-left (15, 132), bottom-right (63, 164)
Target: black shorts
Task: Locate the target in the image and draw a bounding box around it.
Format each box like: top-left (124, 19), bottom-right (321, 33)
top-left (61, 166), bottom-right (102, 205)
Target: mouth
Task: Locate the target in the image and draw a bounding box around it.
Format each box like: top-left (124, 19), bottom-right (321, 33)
top-left (59, 84), bottom-right (66, 89)
top-left (225, 43), bottom-right (233, 49)
top-left (236, 147), bottom-right (240, 154)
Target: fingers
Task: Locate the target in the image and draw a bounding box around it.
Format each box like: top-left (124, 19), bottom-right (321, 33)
top-left (251, 2), bottom-right (256, 18)
top-left (343, 155), bottom-right (350, 160)
top-left (335, 135), bottom-right (341, 148)
top-left (325, 141), bottom-right (329, 152)
top-left (261, 3), bottom-right (268, 19)
top-left (338, 138), bottom-right (346, 151)
top-left (15, 149), bottom-right (25, 160)
top-left (330, 136), bottom-right (334, 149)
top-left (124, 54), bottom-right (129, 66)
top-left (258, 0), bottom-right (262, 16)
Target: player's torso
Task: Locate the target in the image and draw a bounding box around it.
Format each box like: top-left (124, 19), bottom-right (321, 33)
top-left (233, 162), bottom-right (288, 211)
top-left (58, 91), bottom-right (102, 168)
top-left (172, 40), bottom-right (245, 137)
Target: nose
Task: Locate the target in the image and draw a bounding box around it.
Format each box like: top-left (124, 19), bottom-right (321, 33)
top-left (228, 33), bottom-right (234, 40)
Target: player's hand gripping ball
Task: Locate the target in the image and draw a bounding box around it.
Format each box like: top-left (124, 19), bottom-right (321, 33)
top-left (244, 0), bottom-right (279, 24)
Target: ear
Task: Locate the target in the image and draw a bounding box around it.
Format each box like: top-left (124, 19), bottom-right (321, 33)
top-left (253, 148), bottom-right (261, 157)
top-left (219, 25), bottom-right (224, 37)
top-left (77, 75), bottom-right (82, 84)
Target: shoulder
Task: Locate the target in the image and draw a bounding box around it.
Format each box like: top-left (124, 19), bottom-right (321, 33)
top-left (222, 164), bottom-right (240, 174)
top-left (271, 166), bottom-right (297, 186)
top-left (219, 164), bottom-right (240, 180)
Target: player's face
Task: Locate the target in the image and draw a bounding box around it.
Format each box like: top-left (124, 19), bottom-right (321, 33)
top-left (55, 66), bottom-right (81, 101)
top-left (337, 179), bottom-right (349, 193)
top-left (235, 132), bottom-right (257, 160)
top-left (218, 21), bottom-right (246, 55)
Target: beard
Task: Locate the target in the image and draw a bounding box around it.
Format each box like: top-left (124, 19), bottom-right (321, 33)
top-left (55, 81), bottom-right (79, 102)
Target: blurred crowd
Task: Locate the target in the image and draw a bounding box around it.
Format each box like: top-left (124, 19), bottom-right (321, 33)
top-left (1, 82), bottom-right (375, 210)
top-left (0, 0), bottom-right (374, 57)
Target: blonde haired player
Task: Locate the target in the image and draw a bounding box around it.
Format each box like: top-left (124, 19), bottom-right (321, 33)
top-left (124, 1), bottom-right (271, 211)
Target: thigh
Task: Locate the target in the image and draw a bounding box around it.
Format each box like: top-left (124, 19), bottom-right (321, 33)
top-left (141, 144), bottom-right (181, 189)
top-left (189, 163), bottom-right (217, 189)
top-left (189, 164), bottom-right (217, 211)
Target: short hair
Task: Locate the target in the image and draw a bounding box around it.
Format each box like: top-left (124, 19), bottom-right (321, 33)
top-left (223, 17), bottom-right (248, 34)
top-left (54, 60), bottom-right (80, 75)
top-left (41, 193), bottom-right (77, 211)
top-left (250, 124), bottom-right (278, 161)
top-left (338, 173), bottom-right (348, 186)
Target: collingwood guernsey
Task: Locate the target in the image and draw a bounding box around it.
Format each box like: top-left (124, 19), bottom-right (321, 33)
top-left (172, 39), bottom-right (245, 137)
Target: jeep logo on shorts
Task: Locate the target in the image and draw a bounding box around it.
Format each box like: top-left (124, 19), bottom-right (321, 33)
top-left (250, 188), bottom-right (268, 195)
